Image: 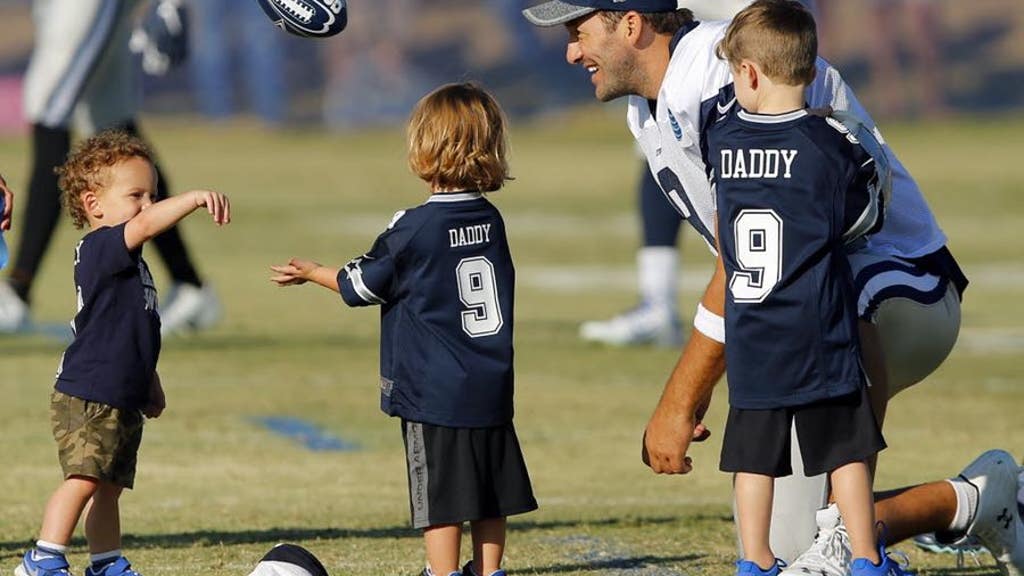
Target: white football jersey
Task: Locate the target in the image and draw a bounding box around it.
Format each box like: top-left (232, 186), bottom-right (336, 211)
top-left (627, 20), bottom-right (947, 259)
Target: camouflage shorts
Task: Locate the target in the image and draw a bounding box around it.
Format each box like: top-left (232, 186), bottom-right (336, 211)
top-left (50, 391), bottom-right (144, 489)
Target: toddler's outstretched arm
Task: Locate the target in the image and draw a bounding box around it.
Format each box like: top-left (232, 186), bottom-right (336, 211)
top-left (125, 189), bottom-right (230, 250)
top-left (270, 258), bottom-right (340, 293)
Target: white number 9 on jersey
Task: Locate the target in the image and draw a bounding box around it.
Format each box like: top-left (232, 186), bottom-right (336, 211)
top-left (730, 209), bottom-right (783, 303)
top-left (456, 257), bottom-right (503, 337)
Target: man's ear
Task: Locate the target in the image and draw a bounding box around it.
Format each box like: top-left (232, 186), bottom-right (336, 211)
top-left (622, 11), bottom-right (644, 45)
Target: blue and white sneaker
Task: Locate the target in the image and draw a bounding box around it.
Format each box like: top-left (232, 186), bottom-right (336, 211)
top-left (83, 557), bottom-right (141, 576)
top-left (850, 544), bottom-right (914, 576)
top-left (420, 567), bottom-right (459, 576)
top-left (736, 559), bottom-right (785, 576)
top-left (14, 548), bottom-right (72, 576)
top-left (461, 561), bottom-right (506, 576)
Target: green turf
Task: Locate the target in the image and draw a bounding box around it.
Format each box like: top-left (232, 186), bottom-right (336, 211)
top-left (1, 110), bottom-right (1022, 575)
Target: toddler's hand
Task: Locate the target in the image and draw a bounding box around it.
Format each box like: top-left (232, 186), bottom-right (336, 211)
top-left (144, 373), bottom-right (166, 419)
top-left (191, 190), bottom-right (231, 225)
top-left (0, 173), bottom-right (13, 231)
top-left (270, 258), bottom-right (321, 286)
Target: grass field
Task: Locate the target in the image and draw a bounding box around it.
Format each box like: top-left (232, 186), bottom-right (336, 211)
top-left (1, 109), bottom-right (1022, 576)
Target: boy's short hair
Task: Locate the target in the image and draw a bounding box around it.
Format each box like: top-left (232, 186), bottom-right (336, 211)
top-left (407, 82), bottom-right (511, 193)
top-left (599, 8), bottom-right (695, 35)
top-left (717, 0), bottom-right (817, 86)
top-left (58, 130), bottom-right (154, 229)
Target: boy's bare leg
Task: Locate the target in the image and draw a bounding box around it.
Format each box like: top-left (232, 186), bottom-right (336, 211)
top-left (736, 472), bottom-right (776, 569)
top-left (471, 517), bottom-right (506, 576)
top-left (39, 476), bottom-right (98, 544)
top-left (424, 523), bottom-right (462, 575)
top-left (85, 482), bottom-right (124, 554)
top-left (832, 462), bottom-right (880, 563)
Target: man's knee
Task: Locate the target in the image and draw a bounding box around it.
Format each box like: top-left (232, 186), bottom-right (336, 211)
top-left (873, 285), bottom-right (961, 395)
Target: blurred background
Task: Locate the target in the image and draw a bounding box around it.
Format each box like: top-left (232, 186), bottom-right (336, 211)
top-left (0, 0), bottom-right (1022, 133)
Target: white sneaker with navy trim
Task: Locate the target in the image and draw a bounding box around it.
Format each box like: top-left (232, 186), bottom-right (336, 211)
top-left (579, 304), bottom-right (683, 348)
top-left (159, 283), bottom-right (220, 335)
top-left (0, 280), bottom-right (29, 333)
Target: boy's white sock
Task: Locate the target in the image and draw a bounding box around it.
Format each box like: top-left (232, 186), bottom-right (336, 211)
top-left (35, 540), bottom-right (68, 555)
top-left (91, 549), bottom-right (122, 566)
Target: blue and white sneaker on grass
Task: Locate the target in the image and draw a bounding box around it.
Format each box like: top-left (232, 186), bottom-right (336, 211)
top-left (736, 559), bottom-right (785, 576)
top-left (14, 548), bottom-right (72, 576)
top-left (461, 561), bottom-right (506, 576)
top-left (421, 567), bottom-right (459, 576)
top-left (83, 557), bottom-right (141, 576)
top-left (850, 544), bottom-right (914, 576)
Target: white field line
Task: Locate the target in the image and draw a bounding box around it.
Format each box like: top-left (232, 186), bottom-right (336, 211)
top-left (543, 534), bottom-right (690, 576)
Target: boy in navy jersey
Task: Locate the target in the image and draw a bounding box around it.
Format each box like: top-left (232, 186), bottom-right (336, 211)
top-left (271, 83), bottom-right (537, 576)
top-left (16, 130), bottom-right (230, 576)
top-left (704, 3), bottom-right (904, 576)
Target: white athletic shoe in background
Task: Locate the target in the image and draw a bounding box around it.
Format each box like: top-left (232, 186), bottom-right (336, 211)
top-left (579, 304), bottom-right (683, 348)
top-left (782, 503), bottom-right (851, 576)
top-left (160, 282), bottom-right (221, 336)
top-left (953, 449), bottom-right (1024, 576)
top-left (0, 280), bottom-right (29, 333)
top-left (913, 532), bottom-right (985, 568)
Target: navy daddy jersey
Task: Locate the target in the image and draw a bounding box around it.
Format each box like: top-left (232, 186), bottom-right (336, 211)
top-left (338, 192), bottom-right (515, 428)
top-left (56, 223), bottom-right (161, 410)
top-left (707, 104), bottom-right (885, 409)
top-left (627, 20), bottom-right (944, 260)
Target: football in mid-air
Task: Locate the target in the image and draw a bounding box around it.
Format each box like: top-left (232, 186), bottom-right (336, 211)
top-left (254, 0), bottom-right (347, 38)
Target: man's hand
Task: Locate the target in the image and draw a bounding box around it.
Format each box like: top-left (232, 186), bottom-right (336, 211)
top-left (641, 399), bottom-right (710, 474)
top-left (144, 372), bottom-right (166, 418)
top-left (0, 173), bottom-right (13, 231)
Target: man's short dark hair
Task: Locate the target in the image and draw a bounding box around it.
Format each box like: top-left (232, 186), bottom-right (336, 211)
top-left (599, 8), bottom-right (695, 35)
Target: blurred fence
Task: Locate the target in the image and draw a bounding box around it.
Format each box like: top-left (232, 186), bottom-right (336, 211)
top-left (0, 0), bottom-right (1022, 133)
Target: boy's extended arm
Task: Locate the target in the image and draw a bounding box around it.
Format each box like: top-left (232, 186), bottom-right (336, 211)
top-left (270, 259), bottom-right (340, 293)
top-left (124, 190), bottom-right (229, 251)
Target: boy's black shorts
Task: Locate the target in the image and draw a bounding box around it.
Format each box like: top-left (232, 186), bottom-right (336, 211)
top-left (719, 386), bottom-right (886, 477)
top-left (401, 420), bottom-right (538, 529)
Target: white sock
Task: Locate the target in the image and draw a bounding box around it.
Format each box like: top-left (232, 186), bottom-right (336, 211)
top-left (35, 540), bottom-right (68, 555)
top-left (637, 247), bottom-right (678, 312)
top-left (946, 478), bottom-right (979, 533)
top-left (91, 549), bottom-right (122, 566)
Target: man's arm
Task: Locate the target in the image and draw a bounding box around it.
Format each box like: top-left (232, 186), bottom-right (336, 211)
top-left (642, 249), bottom-right (727, 474)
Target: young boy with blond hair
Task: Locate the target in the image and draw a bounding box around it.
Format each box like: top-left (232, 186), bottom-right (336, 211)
top-left (704, 2), bottom-right (909, 575)
top-left (271, 82), bottom-right (536, 576)
top-left (16, 130), bottom-right (230, 576)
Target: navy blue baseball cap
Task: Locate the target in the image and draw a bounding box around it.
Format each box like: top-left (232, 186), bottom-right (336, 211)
top-left (522, 0), bottom-right (684, 27)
